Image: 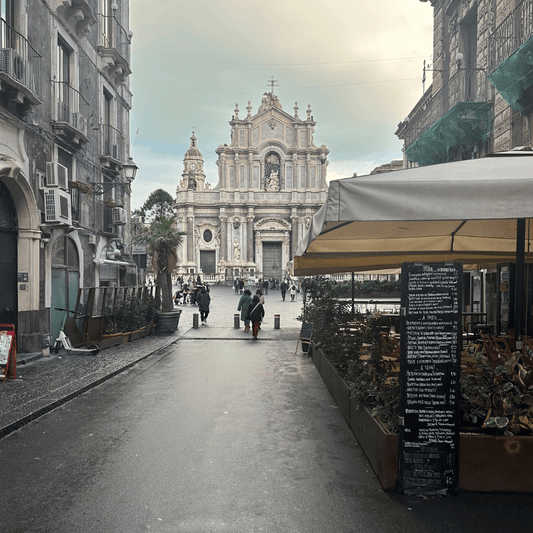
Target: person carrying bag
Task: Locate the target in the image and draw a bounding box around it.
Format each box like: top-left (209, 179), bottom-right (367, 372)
top-left (246, 295), bottom-right (265, 339)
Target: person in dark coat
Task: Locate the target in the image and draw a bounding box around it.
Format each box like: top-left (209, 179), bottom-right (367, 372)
top-left (190, 282), bottom-right (198, 305)
top-left (246, 295), bottom-right (265, 339)
top-left (280, 280), bottom-right (288, 301)
top-left (197, 286), bottom-right (211, 324)
top-left (238, 289), bottom-right (252, 332)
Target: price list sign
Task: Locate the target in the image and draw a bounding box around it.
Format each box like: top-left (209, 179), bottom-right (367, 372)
top-left (399, 262), bottom-right (462, 495)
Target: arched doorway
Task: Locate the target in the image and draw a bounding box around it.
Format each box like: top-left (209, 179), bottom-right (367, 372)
top-left (0, 180), bottom-right (18, 327)
top-left (51, 235), bottom-right (80, 339)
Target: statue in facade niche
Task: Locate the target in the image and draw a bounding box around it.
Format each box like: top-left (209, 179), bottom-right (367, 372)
top-left (266, 169), bottom-right (279, 191)
top-left (233, 239), bottom-right (241, 260)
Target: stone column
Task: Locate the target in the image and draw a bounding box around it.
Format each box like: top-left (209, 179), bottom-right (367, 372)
top-left (291, 215), bottom-right (299, 258)
top-left (283, 231), bottom-right (291, 274)
top-left (219, 214), bottom-right (227, 260)
top-left (248, 152), bottom-right (253, 190)
top-left (221, 154), bottom-right (227, 189)
top-left (186, 215), bottom-right (194, 264)
top-left (255, 232), bottom-right (262, 277)
top-left (247, 215), bottom-right (254, 262)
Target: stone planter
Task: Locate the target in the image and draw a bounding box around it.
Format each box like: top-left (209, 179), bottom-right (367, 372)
top-left (122, 333), bottom-right (131, 344)
top-left (311, 346), bottom-right (533, 493)
top-left (156, 309), bottom-right (182, 333)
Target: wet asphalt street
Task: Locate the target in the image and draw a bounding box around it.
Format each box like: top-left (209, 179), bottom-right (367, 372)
top-left (0, 286), bottom-right (532, 532)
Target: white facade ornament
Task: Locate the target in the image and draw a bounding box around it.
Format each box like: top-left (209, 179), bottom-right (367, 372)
top-left (233, 238), bottom-right (241, 260)
top-left (265, 169), bottom-right (279, 191)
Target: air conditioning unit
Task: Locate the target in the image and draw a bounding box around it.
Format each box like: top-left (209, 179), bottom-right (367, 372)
top-left (72, 113), bottom-right (88, 136)
top-left (45, 162), bottom-right (69, 189)
top-left (44, 188), bottom-right (72, 225)
top-left (0, 48), bottom-right (25, 83)
top-left (113, 206), bottom-right (127, 225)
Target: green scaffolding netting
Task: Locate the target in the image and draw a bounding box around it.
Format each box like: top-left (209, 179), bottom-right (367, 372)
top-left (488, 33), bottom-right (533, 113)
top-left (405, 102), bottom-right (492, 167)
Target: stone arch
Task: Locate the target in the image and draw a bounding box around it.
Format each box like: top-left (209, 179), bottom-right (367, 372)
top-left (256, 139), bottom-right (288, 156)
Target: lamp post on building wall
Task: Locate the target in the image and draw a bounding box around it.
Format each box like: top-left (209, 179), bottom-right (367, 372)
top-left (123, 157), bottom-right (138, 181)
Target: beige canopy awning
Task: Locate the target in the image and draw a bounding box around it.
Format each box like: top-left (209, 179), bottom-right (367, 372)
top-left (295, 153), bottom-right (533, 275)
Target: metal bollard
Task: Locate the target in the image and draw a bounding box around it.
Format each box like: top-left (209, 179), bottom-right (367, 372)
top-left (274, 314), bottom-right (280, 329)
top-left (193, 313), bottom-right (199, 328)
top-left (234, 314), bottom-right (240, 328)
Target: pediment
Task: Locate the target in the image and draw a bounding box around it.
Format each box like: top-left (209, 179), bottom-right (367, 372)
top-left (253, 106), bottom-right (295, 127)
top-left (254, 217), bottom-right (291, 232)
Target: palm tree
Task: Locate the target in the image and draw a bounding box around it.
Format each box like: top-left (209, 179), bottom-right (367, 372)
top-left (135, 215), bottom-right (185, 313)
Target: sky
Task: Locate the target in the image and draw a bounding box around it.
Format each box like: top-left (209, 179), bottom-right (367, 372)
top-left (128, 0), bottom-right (434, 210)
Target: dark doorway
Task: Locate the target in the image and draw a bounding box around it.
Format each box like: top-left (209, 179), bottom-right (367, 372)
top-left (0, 180), bottom-right (17, 328)
top-left (262, 242), bottom-right (282, 279)
top-left (200, 250), bottom-right (216, 274)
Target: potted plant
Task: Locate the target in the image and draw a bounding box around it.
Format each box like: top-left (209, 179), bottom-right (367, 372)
top-left (134, 206), bottom-right (185, 333)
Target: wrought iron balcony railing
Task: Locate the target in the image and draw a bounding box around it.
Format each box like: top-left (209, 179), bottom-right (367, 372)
top-left (0, 17), bottom-right (41, 101)
top-left (101, 123), bottom-right (125, 163)
top-left (98, 13), bottom-right (131, 66)
top-left (489, 0), bottom-right (533, 73)
top-left (400, 68), bottom-right (489, 149)
top-left (52, 81), bottom-right (89, 136)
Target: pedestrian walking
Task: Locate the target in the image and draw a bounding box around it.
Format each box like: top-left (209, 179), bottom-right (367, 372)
top-left (238, 278), bottom-right (245, 294)
top-left (246, 294), bottom-right (265, 339)
top-left (280, 280), bottom-right (288, 301)
top-left (290, 283), bottom-right (297, 301)
top-left (234, 278), bottom-right (239, 294)
top-left (197, 286), bottom-right (211, 324)
top-left (263, 279), bottom-right (269, 295)
top-left (238, 289), bottom-right (252, 332)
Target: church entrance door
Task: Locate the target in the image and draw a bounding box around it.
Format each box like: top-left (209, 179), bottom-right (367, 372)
top-left (200, 250), bottom-right (216, 274)
top-left (262, 242), bottom-right (282, 279)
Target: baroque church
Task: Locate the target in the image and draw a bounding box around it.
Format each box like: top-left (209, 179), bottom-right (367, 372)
top-left (174, 91), bottom-right (329, 281)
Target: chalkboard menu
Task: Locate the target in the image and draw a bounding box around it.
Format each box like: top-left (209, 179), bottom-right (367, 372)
top-left (399, 262), bottom-right (462, 495)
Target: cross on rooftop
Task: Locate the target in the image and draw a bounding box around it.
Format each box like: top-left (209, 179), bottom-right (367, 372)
top-left (267, 76), bottom-right (279, 93)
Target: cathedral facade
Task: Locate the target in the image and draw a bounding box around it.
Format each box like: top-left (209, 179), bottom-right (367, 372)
top-left (174, 92), bottom-right (329, 281)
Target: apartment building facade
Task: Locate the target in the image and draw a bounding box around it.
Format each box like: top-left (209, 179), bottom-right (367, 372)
top-left (397, 0), bottom-right (533, 165)
top-left (0, 0), bottom-right (136, 352)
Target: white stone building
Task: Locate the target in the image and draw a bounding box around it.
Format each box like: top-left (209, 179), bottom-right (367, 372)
top-left (175, 92), bottom-right (329, 281)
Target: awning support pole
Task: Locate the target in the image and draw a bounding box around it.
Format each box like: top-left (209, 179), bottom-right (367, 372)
top-left (352, 272), bottom-right (355, 319)
top-left (516, 218), bottom-right (526, 343)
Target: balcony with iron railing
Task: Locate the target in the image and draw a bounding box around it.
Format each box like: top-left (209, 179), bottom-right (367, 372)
top-left (489, 0), bottom-right (533, 73)
top-left (97, 13), bottom-right (132, 82)
top-left (399, 67), bottom-right (489, 150)
top-left (100, 124), bottom-right (125, 169)
top-left (51, 81), bottom-right (90, 148)
top-left (0, 18), bottom-right (42, 111)
top-left (487, 0), bottom-right (533, 115)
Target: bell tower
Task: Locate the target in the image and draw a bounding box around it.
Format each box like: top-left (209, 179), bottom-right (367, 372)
top-left (180, 131), bottom-right (207, 190)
